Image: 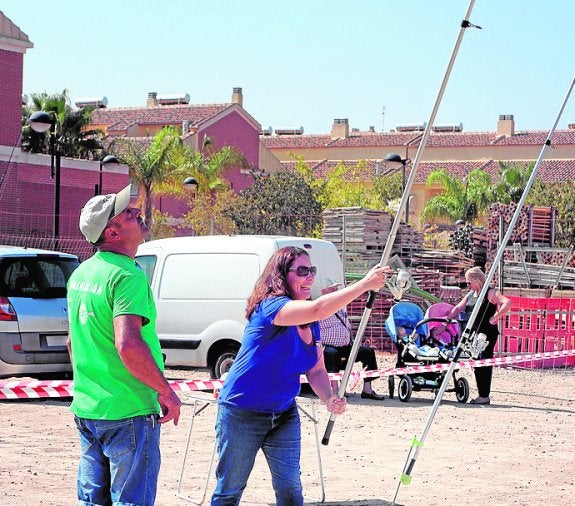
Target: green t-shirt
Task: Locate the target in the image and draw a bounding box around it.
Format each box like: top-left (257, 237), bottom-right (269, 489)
top-left (67, 251), bottom-right (163, 419)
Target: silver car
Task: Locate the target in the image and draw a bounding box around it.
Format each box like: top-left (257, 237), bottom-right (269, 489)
top-left (0, 245), bottom-right (79, 378)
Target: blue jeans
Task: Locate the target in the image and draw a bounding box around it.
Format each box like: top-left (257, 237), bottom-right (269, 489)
top-left (211, 403), bottom-right (303, 506)
top-left (74, 414), bottom-right (161, 506)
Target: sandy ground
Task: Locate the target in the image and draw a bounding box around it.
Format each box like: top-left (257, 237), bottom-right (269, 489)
top-left (1, 353), bottom-right (574, 506)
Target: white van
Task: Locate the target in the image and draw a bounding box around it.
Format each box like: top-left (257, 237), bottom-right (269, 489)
top-left (135, 235), bottom-right (344, 378)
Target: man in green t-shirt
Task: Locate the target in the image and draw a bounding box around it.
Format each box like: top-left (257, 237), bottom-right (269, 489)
top-left (67, 184), bottom-right (181, 506)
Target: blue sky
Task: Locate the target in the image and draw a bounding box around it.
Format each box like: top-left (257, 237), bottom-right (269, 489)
top-left (3, 0), bottom-right (575, 135)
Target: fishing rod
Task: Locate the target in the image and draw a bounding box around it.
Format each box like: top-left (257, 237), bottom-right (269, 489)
top-left (391, 73), bottom-right (575, 505)
top-left (321, 0), bottom-right (481, 446)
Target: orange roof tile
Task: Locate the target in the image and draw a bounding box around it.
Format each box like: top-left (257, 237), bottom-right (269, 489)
top-left (279, 158), bottom-right (575, 184)
top-left (262, 129), bottom-right (575, 149)
top-left (91, 103), bottom-right (232, 133)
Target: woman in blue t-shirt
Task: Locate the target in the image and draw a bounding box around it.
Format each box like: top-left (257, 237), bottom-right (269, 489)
top-left (211, 246), bottom-right (389, 505)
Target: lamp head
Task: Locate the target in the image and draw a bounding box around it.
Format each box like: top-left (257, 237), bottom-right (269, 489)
top-left (28, 111), bottom-right (54, 133)
top-left (383, 152), bottom-right (406, 165)
top-left (183, 176), bottom-right (199, 192)
top-left (100, 154), bottom-right (120, 168)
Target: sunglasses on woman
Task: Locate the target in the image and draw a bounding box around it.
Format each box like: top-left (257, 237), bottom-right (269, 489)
top-left (288, 265), bottom-right (317, 277)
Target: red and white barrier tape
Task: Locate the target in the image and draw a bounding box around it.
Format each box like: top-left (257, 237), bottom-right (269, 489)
top-left (1, 349), bottom-right (573, 400)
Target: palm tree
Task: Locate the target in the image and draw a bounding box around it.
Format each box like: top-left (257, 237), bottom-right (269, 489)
top-left (420, 168), bottom-right (492, 223)
top-left (22, 90), bottom-right (103, 158)
top-left (493, 161), bottom-right (535, 203)
top-left (110, 126), bottom-right (182, 226)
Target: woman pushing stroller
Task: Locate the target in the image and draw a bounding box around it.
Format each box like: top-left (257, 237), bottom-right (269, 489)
top-left (448, 267), bottom-right (511, 405)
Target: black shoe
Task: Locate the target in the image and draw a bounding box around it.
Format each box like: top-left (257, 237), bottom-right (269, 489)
top-left (470, 396), bottom-right (490, 405)
top-left (361, 391), bottom-right (385, 400)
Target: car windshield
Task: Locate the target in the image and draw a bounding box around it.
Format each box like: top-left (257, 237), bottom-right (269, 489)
top-left (0, 255), bottom-right (79, 299)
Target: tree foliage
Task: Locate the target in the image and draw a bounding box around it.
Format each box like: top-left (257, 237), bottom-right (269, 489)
top-left (290, 154), bottom-right (402, 212)
top-left (21, 89), bottom-right (103, 158)
top-left (492, 161), bottom-right (535, 203)
top-left (110, 126), bottom-right (182, 227)
top-left (420, 168), bottom-right (493, 223)
top-left (180, 189), bottom-right (238, 236)
top-left (226, 171), bottom-right (322, 236)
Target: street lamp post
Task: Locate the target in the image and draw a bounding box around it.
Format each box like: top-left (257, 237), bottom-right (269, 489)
top-left (384, 152), bottom-right (410, 223)
top-left (28, 111), bottom-right (61, 249)
top-left (97, 155), bottom-right (120, 195)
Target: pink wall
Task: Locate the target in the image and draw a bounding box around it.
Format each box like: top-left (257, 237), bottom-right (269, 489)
top-left (0, 49), bottom-right (24, 147)
top-left (0, 160), bottom-right (128, 239)
top-left (198, 110), bottom-right (261, 192)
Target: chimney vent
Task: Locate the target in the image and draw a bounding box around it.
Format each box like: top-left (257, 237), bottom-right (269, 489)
top-left (147, 92), bottom-right (158, 107)
top-left (497, 114), bottom-right (515, 137)
top-left (331, 118), bottom-right (349, 139)
top-left (232, 87), bottom-right (243, 107)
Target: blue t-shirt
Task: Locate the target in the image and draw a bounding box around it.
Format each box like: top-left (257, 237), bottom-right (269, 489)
top-left (218, 296), bottom-right (321, 413)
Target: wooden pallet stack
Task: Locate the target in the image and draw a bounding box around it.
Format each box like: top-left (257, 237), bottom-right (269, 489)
top-left (487, 203), bottom-right (556, 254)
top-left (529, 206), bottom-right (556, 246)
top-left (347, 292), bottom-right (394, 352)
top-left (409, 250), bottom-right (474, 286)
top-left (409, 268), bottom-right (444, 297)
top-left (322, 207), bottom-right (423, 272)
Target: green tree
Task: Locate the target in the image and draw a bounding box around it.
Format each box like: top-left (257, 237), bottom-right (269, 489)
top-left (226, 171), bottom-right (322, 236)
top-left (420, 168), bottom-right (493, 223)
top-left (110, 126), bottom-right (182, 227)
top-left (492, 161), bottom-right (535, 203)
top-left (373, 172), bottom-right (404, 212)
top-left (22, 89), bottom-right (103, 158)
top-left (155, 139), bottom-right (246, 236)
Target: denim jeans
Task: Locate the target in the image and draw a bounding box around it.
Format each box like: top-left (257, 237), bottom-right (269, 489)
top-left (211, 403), bottom-right (303, 506)
top-left (74, 414), bottom-right (161, 506)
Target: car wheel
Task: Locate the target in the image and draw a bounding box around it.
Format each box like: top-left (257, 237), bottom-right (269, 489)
top-left (210, 348), bottom-right (238, 379)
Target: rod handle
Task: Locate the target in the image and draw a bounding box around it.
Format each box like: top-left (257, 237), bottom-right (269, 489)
top-left (322, 416), bottom-right (335, 445)
top-left (366, 290), bottom-right (378, 309)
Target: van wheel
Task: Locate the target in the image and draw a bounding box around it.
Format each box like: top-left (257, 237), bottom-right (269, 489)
top-left (210, 349), bottom-right (238, 379)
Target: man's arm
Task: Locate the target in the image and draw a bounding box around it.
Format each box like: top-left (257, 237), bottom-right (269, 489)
top-left (114, 314), bottom-right (181, 425)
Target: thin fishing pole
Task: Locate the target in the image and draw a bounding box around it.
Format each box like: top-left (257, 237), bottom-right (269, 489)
top-left (322, 0), bottom-right (480, 445)
top-left (391, 72), bottom-right (575, 505)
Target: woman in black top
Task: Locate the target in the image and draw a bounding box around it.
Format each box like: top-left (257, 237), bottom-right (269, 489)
top-left (449, 267), bottom-right (511, 405)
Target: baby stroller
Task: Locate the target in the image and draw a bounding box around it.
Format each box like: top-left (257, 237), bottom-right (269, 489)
top-left (385, 301), bottom-right (470, 403)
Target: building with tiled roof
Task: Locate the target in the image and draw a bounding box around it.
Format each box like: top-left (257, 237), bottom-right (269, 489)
top-left (261, 116), bottom-right (575, 224)
top-left (90, 89), bottom-right (279, 194)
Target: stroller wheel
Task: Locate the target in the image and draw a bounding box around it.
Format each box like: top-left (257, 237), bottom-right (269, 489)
top-left (455, 377), bottom-right (470, 403)
top-left (398, 375), bottom-right (413, 402)
top-left (388, 376), bottom-right (395, 399)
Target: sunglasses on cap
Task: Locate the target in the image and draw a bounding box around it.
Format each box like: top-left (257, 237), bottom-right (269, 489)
top-left (288, 265), bottom-right (317, 277)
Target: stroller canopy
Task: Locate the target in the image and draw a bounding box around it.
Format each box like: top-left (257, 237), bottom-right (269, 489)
top-left (385, 301), bottom-right (427, 346)
top-left (424, 302), bottom-right (461, 347)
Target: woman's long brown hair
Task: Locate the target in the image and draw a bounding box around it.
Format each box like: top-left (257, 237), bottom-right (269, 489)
top-left (245, 246), bottom-right (308, 319)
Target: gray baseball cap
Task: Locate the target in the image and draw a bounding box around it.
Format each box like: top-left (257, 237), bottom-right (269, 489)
top-left (79, 184), bottom-right (132, 243)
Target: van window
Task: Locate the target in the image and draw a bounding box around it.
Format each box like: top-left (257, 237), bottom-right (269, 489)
top-left (159, 253), bottom-right (260, 300)
top-left (136, 255), bottom-right (157, 284)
